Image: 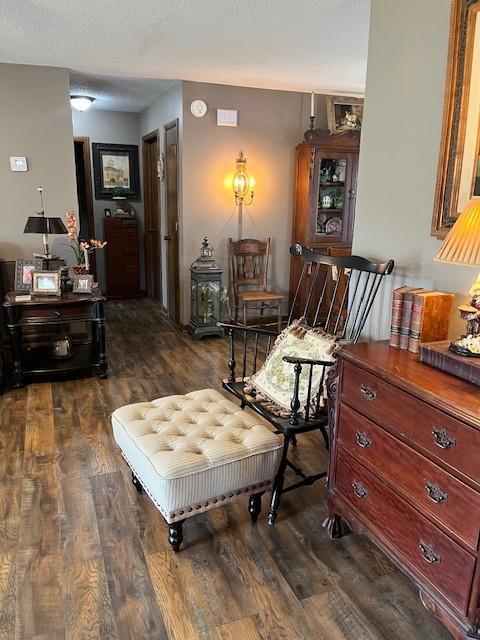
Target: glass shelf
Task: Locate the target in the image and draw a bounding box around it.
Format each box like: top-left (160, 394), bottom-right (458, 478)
top-left (317, 158), bottom-right (347, 236)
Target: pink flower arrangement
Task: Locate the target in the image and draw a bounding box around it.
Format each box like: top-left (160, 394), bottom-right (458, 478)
top-left (65, 210), bottom-right (107, 270)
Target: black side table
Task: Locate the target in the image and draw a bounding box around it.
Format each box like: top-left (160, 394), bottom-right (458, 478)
top-left (3, 291), bottom-right (108, 388)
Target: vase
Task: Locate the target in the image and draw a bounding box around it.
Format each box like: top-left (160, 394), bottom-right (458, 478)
top-left (72, 265), bottom-right (87, 275)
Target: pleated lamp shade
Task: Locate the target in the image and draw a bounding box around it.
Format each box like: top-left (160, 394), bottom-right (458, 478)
top-left (435, 199), bottom-right (480, 266)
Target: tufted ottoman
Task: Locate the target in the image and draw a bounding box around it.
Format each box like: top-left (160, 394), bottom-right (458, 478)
top-left (112, 389), bottom-right (283, 551)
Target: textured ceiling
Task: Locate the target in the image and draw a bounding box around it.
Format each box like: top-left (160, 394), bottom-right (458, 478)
top-left (0, 0), bottom-right (369, 104)
top-left (69, 73), bottom-right (178, 112)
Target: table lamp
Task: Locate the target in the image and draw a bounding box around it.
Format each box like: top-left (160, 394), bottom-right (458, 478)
top-left (435, 198), bottom-right (480, 355)
top-left (24, 187), bottom-right (68, 262)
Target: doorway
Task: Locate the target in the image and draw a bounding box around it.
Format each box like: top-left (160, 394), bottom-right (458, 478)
top-left (164, 120), bottom-right (180, 323)
top-left (73, 137), bottom-right (96, 276)
top-left (143, 130), bottom-right (161, 300)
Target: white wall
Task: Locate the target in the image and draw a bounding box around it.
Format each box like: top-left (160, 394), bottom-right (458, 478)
top-left (72, 109), bottom-right (144, 290)
top-left (139, 83), bottom-right (183, 309)
top-left (353, 0), bottom-right (471, 339)
top-left (0, 64), bottom-right (77, 261)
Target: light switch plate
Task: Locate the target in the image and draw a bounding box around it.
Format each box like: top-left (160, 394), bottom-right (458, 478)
top-left (10, 156), bottom-right (28, 171)
top-left (217, 109), bottom-right (238, 127)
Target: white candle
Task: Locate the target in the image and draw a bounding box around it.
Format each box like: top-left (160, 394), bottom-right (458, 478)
top-left (84, 248), bottom-right (90, 272)
top-left (310, 92), bottom-right (315, 118)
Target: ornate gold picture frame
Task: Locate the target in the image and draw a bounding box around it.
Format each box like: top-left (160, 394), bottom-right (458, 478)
top-left (433, 0), bottom-right (480, 237)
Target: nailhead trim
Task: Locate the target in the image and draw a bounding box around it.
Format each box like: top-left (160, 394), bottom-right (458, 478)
top-left (121, 452), bottom-right (271, 523)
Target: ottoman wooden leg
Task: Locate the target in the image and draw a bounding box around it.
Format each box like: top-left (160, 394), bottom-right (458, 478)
top-left (131, 471), bottom-right (143, 493)
top-left (168, 521), bottom-right (184, 552)
top-left (248, 492), bottom-right (264, 523)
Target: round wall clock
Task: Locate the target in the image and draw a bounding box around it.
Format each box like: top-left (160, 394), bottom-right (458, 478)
top-left (190, 99), bottom-right (208, 118)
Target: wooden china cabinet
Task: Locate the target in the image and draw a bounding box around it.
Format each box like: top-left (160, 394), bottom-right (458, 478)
top-left (290, 128), bottom-right (360, 320)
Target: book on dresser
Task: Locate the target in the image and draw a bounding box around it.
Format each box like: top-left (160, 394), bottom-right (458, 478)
top-left (408, 291), bottom-right (455, 354)
top-left (398, 287), bottom-right (426, 349)
top-left (390, 285), bottom-right (411, 348)
top-left (326, 342), bottom-right (480, 640)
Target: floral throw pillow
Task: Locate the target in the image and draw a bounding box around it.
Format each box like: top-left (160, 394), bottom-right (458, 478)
top-left (244, 318), bottom-right (338, 418)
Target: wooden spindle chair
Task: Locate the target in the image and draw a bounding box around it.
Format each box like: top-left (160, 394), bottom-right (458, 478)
top-left (220, 243), bottom-right (394, 524)
top-left (229, 237), bottom-right (283, 331)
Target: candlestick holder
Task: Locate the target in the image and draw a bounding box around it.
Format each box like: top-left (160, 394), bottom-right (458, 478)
top-left (304, 115), bottom-right (316, 141)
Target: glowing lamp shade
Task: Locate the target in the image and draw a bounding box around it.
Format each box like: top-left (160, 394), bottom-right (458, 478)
top-left (435, 199), bottom-right (480, 267)
top-left (70, 95), bottom-right (95, 112)
top-left (232, 151), bottom-right (254, 205)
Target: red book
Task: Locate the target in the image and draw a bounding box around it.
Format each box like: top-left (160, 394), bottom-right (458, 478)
top-left (390, 286), bottom-right (414, 348)
top-left (399, 288), bottom-right (427, 349)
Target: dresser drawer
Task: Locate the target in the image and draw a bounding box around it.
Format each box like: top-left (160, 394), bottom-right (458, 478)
top-left (341, 361), bottom-right (480, 485)
top-left (337, 402), bottom-right (480, 550)
top-left (17, 304), bottom-right (94, 323)
top-left (334, 448), bottom-right (476, 613)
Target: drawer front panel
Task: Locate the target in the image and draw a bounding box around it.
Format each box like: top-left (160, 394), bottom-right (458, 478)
top-left (18, 305), bottom-right (93, 322)
top-left (334, 448), bottom-right (476, 613)
top-left (341, 361), bottom-right (480, 484)
top-left (337, 403), bottom-right (480, 549)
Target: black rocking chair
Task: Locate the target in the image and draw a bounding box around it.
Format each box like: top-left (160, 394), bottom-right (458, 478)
top-left (220, 244), bottom-right (394, 524)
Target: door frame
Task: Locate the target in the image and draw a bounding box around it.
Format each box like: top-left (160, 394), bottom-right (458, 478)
top-left (164, 118), bottom-right (180, 324)
top-left (142, 129), bottom-right (162, 300)
top-left (73, 137), bottom-right (96, 274)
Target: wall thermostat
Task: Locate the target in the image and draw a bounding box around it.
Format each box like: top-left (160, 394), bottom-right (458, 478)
top-left (190, 100), bottom-right (208, 118)
top-left (10, 156), bottom-right (28, 171)
top-left (217, 109), bottom-right (238, 127)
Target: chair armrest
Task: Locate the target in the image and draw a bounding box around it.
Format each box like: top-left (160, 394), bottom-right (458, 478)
top-left (282, 356), bottom-right (334, 367)
top-left (218, 322), bottom-right (279, 338)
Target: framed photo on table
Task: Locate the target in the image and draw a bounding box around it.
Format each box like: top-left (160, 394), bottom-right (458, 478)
top-left (92, 143), bottom-right (140, 201)
top-left (31, 270), bottom-right (61, 296)
top-left (15, 258), bottom-right (42, 291)
top-left (72, 274), bottom-right (94, 294)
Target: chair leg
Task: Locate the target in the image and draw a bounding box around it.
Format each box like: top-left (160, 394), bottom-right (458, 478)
top-left (168, 520), bottom-right (184, 552)
top-left (243, 301), bottom-right (247, 327)
top-left (131, 471), bottom-right (143, 493)
top-left (248, 492), bottom-right (264, 523)
top-left (320, 425), bottom-right (329, 452)
top-left (277, 303), bottom-right (282, 333)
top-left (268, 435), bottom-right (290, 526)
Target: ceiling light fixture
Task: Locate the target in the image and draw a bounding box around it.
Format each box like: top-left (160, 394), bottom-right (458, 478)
top-left (70, 95), bottom-right (95, 112)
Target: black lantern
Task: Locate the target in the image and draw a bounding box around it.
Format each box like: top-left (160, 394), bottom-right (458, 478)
top-left (190, 238), bottom-right (224, 340)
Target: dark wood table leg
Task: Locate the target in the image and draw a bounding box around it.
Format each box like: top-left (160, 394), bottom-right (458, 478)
top-left (8, 325), bottom-right (24, 388)
top-left (94, 300), bottom-right (108, 378)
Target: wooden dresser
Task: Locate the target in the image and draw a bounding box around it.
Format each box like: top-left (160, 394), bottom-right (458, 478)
top-left (104, 217), bottom-right (141, 298)
top-left (327, 342), bottom-right (480, 640)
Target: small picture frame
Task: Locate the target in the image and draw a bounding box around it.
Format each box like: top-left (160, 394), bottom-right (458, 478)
top-left (31, 270), bottom-right (61, 296)
top-left (327, 95), bottom-right (364, 134)
top-left (104, 208), bottom-right (112, 217)
top-left (15, 258), bottom-right (42, 291)
top-left (72, 274), bottom-right (94, 294)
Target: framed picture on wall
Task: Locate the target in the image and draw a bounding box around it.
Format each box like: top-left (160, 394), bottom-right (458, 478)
top-left (92, 143), bottom-right (141, 201)
top-left (327, 96), bottom-right (363, 134)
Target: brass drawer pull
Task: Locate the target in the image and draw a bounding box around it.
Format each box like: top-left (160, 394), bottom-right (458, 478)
top-left (425, 481), bottom-right (448, 504)
top-left (54, 310), bottom-right (61, 318)
top-left (355, 431), bottom-right (372, 448)
top-left (419, 540), bottom-right (441, 564)
top-left (352, 480), bottom-right (368, 498)
top-left (359, 384), bottom-right (377, 400)
top-left (432, 427), bottom-right (456, 450)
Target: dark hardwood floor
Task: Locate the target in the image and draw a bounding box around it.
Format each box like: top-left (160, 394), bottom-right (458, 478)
top-left (0, 299), bottom-right (451, 640)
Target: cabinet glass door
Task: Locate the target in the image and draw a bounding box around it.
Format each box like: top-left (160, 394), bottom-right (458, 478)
top-left (316, 158), bottom-right (347, 238)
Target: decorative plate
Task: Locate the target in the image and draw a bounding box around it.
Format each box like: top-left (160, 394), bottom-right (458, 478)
top-left (325, 216), bottom-right (342, 235)
top-left (190, 100), bottom-right (208, 118)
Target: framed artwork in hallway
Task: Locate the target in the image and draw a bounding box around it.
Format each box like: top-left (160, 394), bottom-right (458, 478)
top-left (92, 142), bottom-right (141, 201)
